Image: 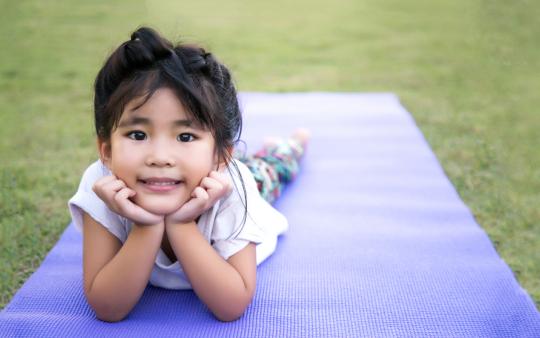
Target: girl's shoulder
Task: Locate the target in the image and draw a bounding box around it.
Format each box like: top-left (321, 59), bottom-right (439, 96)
top-left (217, 158), bottom-right (288, 233)
top-left (80, 160), bottom-right (110, 186)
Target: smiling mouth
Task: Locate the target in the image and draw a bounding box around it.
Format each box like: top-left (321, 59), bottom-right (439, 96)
top-left (138, 178), bottom-right (182, 191)
top-left (139, 179), bottom-right (181, 185)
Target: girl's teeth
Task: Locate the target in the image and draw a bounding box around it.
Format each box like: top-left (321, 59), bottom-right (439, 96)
top-left (148, 181), bottom-right (176, 185)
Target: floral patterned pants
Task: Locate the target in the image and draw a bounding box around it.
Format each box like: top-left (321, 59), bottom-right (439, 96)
top-left (238, 139), bottom-right (305, 204)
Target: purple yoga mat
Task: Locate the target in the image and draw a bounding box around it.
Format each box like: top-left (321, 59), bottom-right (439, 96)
top-left (1, 93), bottom-right (539, 337)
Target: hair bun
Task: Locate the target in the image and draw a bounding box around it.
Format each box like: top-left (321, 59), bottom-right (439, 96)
top-left (124, 27), bottom-right (172, 68)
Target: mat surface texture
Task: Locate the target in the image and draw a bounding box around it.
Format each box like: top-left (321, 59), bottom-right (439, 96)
top-left (1, 93), bottom-right (539, 337)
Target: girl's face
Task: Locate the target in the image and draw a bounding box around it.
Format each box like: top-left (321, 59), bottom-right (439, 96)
top-left (100, 87), bottom-right (219, 215)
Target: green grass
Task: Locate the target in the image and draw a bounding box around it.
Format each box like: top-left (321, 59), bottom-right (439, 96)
top-left (1, 0), bottom-right (539, 309)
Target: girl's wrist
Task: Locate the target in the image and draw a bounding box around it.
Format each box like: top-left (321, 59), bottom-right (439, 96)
top-left (130, 221), bottom-right (165, 242)
top-left (165, 219), bottom-right (197, 228)
top-left (133, 219), bottom-right (165, 230)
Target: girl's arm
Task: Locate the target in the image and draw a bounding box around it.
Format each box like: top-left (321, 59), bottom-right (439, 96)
top-left (165, 222), bottom-right (256, 322)
top-left (163, 169), bottom-right (253, 321)
top-left (82, 212), bottom-right (164, 322)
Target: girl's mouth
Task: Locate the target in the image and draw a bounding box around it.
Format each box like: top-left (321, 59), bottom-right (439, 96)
top-left (138, 178), bottom-right (182, 192)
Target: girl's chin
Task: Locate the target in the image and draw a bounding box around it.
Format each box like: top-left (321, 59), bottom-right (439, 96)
top-left (136, 199), bottom-right (184, 216)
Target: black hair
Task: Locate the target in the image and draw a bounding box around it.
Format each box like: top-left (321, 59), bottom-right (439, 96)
top-left (93, 26), bottom-right (247, 234)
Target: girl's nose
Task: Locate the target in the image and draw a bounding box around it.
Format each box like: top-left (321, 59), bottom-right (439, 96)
top-left (146, 157), bottom-right (176, 167)
top-left (145, 144), bottom-right (176, 167)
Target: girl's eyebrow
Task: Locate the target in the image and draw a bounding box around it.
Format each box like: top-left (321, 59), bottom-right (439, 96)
top-left (173, 119), bottom-right (194, 127)
top-left (118, 117), bottom-right (194, 128)
top-left (118, 117), bottom-right (150, 127)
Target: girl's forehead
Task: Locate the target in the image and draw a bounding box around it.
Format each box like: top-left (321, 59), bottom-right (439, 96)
top-left (122, 88), bottom-right (191, 119)
top-left (125, 88), bottom-right (186, 112)
top-left (119, 98), bottom-right (209, 132)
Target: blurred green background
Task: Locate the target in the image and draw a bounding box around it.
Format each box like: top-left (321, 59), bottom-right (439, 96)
top-left (1, 0), bottom-right (538, 309)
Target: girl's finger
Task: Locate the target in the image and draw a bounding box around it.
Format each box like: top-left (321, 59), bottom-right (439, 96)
top-left (92, 175), bottom-right (117, 191)
top-left (93, 178), bottom-right (121, 203)
top-left (191, 186), bottom-right (209, 202)
top-left (102, 178), bottom-right (127, 193)
top-left (209, 170), bottom-right (226, 182)
top-left (200, 177), bottom-right (223, 191)
top-left (201, 178), bottom-right (229, 204)
top-left (114, 188), bottom-right (162, 225)
top-left (175, 187), bottom-right (209, 221)
top-left (113, 188), bottom-right (138, 216)
top-left (114, 187), bottom-right (135, 207)
top-left (209, 171), bottom-right (232, 193)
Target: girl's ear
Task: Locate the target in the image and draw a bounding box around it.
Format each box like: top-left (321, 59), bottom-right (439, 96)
top-left (97, 138), bottom-right (112, 168)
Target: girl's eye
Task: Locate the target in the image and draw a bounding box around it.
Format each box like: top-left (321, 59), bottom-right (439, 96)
top-left (177, 133), bottom-right (195, 142)
top-left (127, 131), bottom-right (146, 141)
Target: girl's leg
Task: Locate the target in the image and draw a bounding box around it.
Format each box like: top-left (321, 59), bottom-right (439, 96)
top-left (238, 129), bottom-right (309, 204)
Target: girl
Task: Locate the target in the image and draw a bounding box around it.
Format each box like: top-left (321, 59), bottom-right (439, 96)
top-left (68, 27), bottom-right (308, 322)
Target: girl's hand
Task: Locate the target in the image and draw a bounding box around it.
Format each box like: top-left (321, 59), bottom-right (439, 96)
top-left (92, 175), bottom-right (164, 226)
top-left (165, 170), bottom-right (232, 226)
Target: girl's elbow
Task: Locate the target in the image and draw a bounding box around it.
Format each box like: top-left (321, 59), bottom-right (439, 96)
top-left (213, 307), bottom-right (247, 322)
top-left (95, 309), bottom-right (127, 323)
top-left (86, 291), bottom-right (130, 322)
top-left (212, 295), bottom-right (252, 322)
